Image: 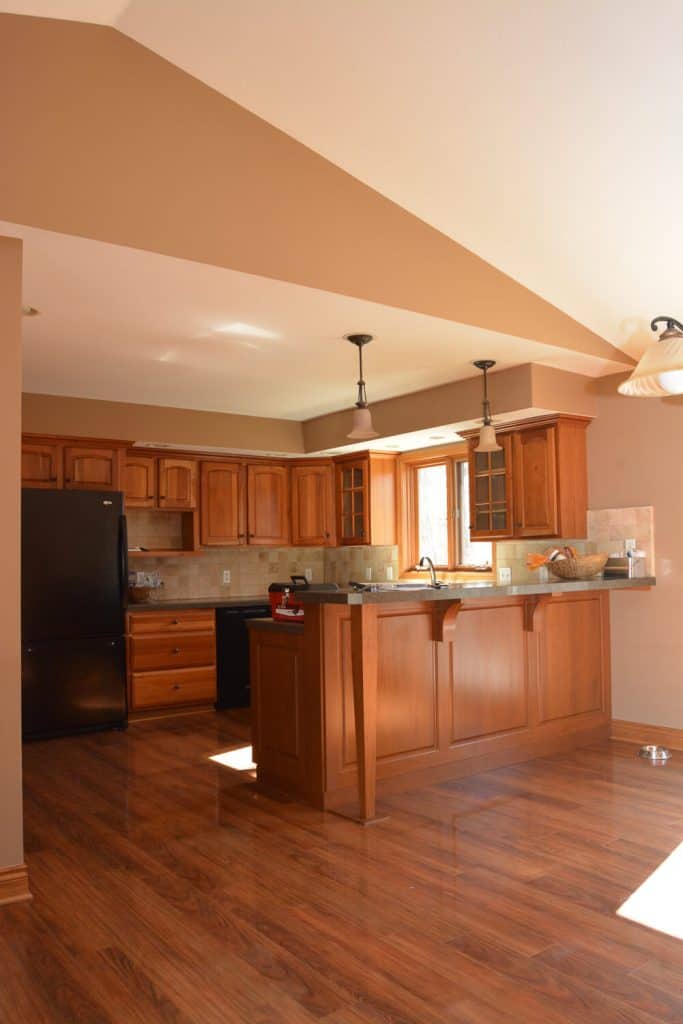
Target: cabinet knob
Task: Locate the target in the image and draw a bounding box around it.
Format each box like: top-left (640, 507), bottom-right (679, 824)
top-left (171, 619), bottom-right (180, 625)
top-left (238, 533), bottom-right (245, 538)
top-left (172, 683), bottom-right (181, 690)
top-left (171, 647), bottom-right (181, 654)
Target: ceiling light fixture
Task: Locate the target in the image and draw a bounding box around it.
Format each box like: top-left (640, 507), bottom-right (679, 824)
top-left (618, 317), bottom-right (683, 396)
top-left (346, 334), bottom-right (379, 440)
top-left (473, 359), bottom-right (501, 453)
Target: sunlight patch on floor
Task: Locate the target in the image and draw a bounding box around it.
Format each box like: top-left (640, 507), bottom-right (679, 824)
top-left (209, 744), bottom-right (256, 771)
top-left (617, 840), bottom-right (683, 941)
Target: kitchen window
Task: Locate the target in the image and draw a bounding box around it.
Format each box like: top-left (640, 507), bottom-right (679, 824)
top-left (399, 447), bottom-right (493, 574)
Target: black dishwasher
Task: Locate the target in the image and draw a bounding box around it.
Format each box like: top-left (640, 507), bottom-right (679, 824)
top-left (215, 604), bottom-right (271, 709)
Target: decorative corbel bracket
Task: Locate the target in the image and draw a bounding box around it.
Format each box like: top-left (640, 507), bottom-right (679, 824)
top-left (433, 599), bottom-right (463, 643)
top-left (524, 593), bottom-right (552, 632)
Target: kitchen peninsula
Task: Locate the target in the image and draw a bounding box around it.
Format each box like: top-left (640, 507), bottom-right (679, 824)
top-left (248, 576), bottom-right (654, 823)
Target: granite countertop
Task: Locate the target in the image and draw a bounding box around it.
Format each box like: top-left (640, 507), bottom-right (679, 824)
top-left (297, 576), bottom-right (656, 605)
top-left (127, 595), bottom-right (270, 611)
top-left (245, 617), bottom-right (305, 634)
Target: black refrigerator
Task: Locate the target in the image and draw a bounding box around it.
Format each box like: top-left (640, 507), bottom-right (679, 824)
top-left (22, 488), bottom-right (128, 740)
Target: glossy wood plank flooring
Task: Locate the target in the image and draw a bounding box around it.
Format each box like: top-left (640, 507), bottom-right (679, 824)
top-left (3, 712), bottom-right (683, 1023)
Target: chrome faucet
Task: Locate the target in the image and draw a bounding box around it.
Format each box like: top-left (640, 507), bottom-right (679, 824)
top-left (416, 555), bottom-right (446, 588)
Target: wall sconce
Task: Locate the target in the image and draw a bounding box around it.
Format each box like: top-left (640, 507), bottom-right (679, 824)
top-left (618, 317), bottom-right (683, 396)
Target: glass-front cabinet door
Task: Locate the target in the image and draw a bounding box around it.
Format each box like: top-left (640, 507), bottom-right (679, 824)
top-left (336, 458), bottom-right (369, 544)
top-left (467, 434), bottom-right (514, 539)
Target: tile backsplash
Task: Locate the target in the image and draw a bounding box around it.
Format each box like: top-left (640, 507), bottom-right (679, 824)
top-left (131, 543), bottom-right (399, 600)
top-left (495, 538), bottom-right (597, 584)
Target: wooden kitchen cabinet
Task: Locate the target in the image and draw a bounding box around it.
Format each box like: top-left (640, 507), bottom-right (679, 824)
top-left (124, 454), bottom-right (157, 508)
top-left (467, 434), bottom-right (514, 540)
top-left (291, 463), bottom-right (335, 546)
top-left (63, 445), bottom-right (121, 490)
top-left (158, 458), bottom-right (197, 509)
top-left (467, 416), bottom-right (588, 541)
top-left (126, 609), bottom-right (216, 714)
top-left (200, 461), bottom-right (246, 546)
top-left (335, 452), bottom-right (397, 546)
top-left (21, 440), bottom-right (62, 488)
top-left (246, 463), bottom-right (290, 546)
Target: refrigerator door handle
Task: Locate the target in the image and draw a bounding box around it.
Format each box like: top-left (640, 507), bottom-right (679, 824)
top-left (119, 515), bottom-right (129, 608)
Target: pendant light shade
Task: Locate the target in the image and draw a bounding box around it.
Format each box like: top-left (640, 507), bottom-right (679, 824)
top-left (475, 423), bottom-right (501, 453)
top-left (618, 318), bottom-right (683, 397)
top-left (348, 406), bottom-right (378, 440)
top-left (346, 333), bottom-right (379, 440)
top-left (473, 359), bottom-right (502, 453)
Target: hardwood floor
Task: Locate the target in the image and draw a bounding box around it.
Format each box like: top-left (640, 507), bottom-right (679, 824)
top-left (2, 712), bottom-right (682, 1022)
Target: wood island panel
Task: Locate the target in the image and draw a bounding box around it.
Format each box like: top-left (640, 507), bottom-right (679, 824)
top-left (250, 590), bottom-right (612, 815)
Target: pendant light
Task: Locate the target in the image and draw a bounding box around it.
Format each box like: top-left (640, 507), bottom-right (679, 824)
top-left (618, 317), bottom-right (683, 396)
top-left (473, 359), bottom-right (502, 453)
top-left (346, 334), bottom-right (379, 440)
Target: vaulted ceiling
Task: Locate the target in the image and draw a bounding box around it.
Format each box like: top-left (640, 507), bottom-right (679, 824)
top-left (4, 2), bottom-right (670, 421)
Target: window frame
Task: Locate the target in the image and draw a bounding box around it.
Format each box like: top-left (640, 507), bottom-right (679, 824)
top-left (398, 443), bottom-right (495, 578)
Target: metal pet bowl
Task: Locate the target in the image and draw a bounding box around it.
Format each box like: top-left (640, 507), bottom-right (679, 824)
top-left (638, 744), bottom-right (672, 763)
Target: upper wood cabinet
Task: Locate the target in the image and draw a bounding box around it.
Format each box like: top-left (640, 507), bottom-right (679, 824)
top-left (467, 416), bottom-right (588, 541)
top-left (291, 463), bottom-right (335, 547)
top-left (246, 463), bottom-right (290, 546)
top-left (63, 446), bottom-right (121, 491)
top-left (200, 461), bottom-right (246, 546)
top-left (513, 425), bottom-right (558, 538)
top-left (158, 458), bottom-right (197, 510)
top-left (21, 441), bottom-right (62, 489)
top-left (335, 452), bottom-right (397, 546)
top-left (468, 435), bottom-right (514, 540)
top-left (124, 455), bottom-right (157, 508)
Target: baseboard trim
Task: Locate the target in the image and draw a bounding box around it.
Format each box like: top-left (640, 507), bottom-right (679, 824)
top-left (0, 863), bottom-right (31, 907)
top-left (611, 719), bottom-right (683, 751)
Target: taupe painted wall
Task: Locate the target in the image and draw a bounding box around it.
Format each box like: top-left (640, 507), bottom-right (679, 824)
top-left (0, 14), bottom-right (628, 365)
top-left (588, 379), bottom-right (683, 728)
top-left (22, 393), bottom-right (304, 453)
top-left (0, 237), bottom-right (24, 869)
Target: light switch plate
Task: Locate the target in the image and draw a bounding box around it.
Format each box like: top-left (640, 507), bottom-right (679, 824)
top-left (497, 567), bottom-right (512, 585)
top-left (304, 568), bottom-right (312, 582)
top-left (222, 569), bottom-right (231, 585)
top-left (624, 538), bottom-right (637, 554)
top-left (365, 567), bottom-right (372, 581)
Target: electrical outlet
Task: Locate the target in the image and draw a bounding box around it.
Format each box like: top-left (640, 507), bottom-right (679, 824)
top-left (497, 566), bottom-right (512, 585)
top-left (222, 569), bottom-right (231, 585)
top-left (304, 568), bottom-right (312, 582)
top-left (385, 565), bottom-right (394, 581)
top-left (624, 538), bottom-right (637, 554)
top-left (365, 567), bottom-right (372, 581)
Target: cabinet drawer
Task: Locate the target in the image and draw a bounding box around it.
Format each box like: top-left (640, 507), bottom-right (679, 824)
top-left (131, 667), bottom-right (216, 710)
top-left (129, 633), bottom-right (216, 671)
top-left (128, 610), bottom-right (215, 635)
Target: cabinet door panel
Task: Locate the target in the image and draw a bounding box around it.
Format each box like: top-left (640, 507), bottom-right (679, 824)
top-left (247, 464), bottom-right (289, 546)
top-left (336, 459), bottom-right (369, 545)
top-left (64, 447), bottom-right (119, 490)
top-left (513, 426), bottom-right (558, 537)
top-left (125, 455), bottom-right (157, 508)
top-left (291, 464), bottom-right (334, 546)
top-left (22, 442), bottom-right (62, 488)
top-left (200, 461), bottom-right (246, 545)
top-left (158, 458), bottom-right (197, 509)
top-left (467, 435), bottom-right (513, 540)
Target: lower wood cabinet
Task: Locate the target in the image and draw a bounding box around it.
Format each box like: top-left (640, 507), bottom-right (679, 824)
top-left (126, 609), bottom-right (216, 713)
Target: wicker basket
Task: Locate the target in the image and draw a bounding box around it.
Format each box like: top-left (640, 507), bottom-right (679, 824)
top-left (549, 553), bottom-right (608, 580)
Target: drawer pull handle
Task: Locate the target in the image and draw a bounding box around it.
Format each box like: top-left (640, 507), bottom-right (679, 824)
top-left (171, 618), bottom-right (180, 625)
top-left (172, 647), bottom-right (181, 654)
top-left (172, 683), bottom-right (182, 690)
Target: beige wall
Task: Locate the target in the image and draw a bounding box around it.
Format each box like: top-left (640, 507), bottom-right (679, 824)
top-left (0, 237), bottom-right (24, 869)
top-left (22, 393), bottom-right (304, 454)
top-left (304, 363), bottom-right (598, 452)
top-left (588, 379), bottom-right (682, 728)
top-left (0, 15), bottom-right (629, 367)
